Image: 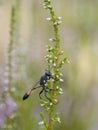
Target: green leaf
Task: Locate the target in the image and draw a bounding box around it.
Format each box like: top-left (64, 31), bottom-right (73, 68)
top-left (59, 57), bottom-right (70, 68)
top-left (40, 113), bottom-right (48, 129)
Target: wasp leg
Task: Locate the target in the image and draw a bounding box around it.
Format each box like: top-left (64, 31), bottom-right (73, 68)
top-left (46, 87), bottom-right (57, 92)
top-left (44, 88), bottom-right (58, 104)
top-left (39, 88), bottom-right (44, 99)
top-left (32, 85), bottom-right (41, 90)
top-left (44, 89), bottom-right (52, 102)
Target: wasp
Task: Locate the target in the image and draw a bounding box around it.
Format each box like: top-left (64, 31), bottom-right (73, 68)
top-left (23, 72), bottom-right (53, 102)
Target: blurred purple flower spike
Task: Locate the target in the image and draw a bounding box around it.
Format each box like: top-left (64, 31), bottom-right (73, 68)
top-left (5, 96), bottom-right (17, 118)
top-left (0, 97), bottom-right (17, 128)
top-left (0, 103), bottom-right (6, 128)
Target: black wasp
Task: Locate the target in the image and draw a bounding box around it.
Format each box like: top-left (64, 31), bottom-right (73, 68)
top-left (23, 72), bottom-right (53, 102)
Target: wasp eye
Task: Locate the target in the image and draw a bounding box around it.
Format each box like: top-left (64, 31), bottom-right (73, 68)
top-left (45, 72), bottom-right (51, 77)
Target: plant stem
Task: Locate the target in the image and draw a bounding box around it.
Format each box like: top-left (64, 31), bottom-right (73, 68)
top-left (7, 0), bottom-right (20, 94)
top-left (48, 112), bottom-right (52, 130)
top-left (8, 7), bottom-right (16, 93)
top-left (40, 1), bottom-right (64, 130)
top-left (45, 1), bottom-right (60, 130)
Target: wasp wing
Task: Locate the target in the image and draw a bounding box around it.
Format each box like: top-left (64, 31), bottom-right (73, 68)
top-left (31, 80), bottom-right (40, 90)
top-left (23, 80), bottom-right (40, 100)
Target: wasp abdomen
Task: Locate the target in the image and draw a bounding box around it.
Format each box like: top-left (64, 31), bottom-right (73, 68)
top-left (23, 90), bottom-right (31, 100)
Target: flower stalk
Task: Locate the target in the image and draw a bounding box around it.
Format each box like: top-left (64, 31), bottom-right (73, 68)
top-left (7, 6), bottom-right (16, 93)
top-left (39, 0), bottom-right (69, 130)
top-left (5, 0), bottom-right (20, 95)
top-left (3, 1), bottom-right (20, 129)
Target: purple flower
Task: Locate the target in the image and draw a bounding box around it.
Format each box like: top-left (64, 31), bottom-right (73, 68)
top-left (0, 103), bottom-right (6, 128)
top-left (5, 96), bottom-right (17, 118)
top-left (0, 97), bottom-right (17, 128)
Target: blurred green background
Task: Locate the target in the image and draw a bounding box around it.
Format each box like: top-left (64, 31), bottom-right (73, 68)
top-left (0, 0), bottom-right (98, 130)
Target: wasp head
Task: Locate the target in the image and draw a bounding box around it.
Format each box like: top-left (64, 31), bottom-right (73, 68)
top-left (45, 72), bottom-right (52, 78)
